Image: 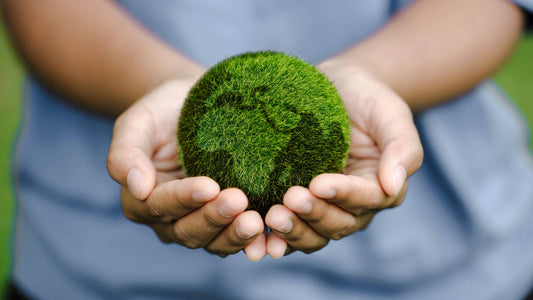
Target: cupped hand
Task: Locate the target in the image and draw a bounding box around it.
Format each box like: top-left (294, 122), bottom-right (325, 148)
top-left (107, 78), bottom-right (266, 261)
top-left (265, 62), bottom-right (424, 258)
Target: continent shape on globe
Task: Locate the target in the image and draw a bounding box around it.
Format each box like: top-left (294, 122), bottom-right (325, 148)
top-left (178, 51), bottom-right (350, 216)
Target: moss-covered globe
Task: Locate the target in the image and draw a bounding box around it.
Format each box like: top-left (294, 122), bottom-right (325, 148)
top-left (178, 51), bottom-right (350, 217)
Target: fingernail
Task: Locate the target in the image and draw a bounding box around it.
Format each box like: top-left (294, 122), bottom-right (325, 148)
top-left (393, 166), bottom-right (407, 196)
top-left (298, 200), bottom-right (313, 215)
top-left (322, 188), bottom-right (336, 199)
top-left (271, 243), bottom-right (287, 259)
top-left (217, 202), bottom-right (241, 218)
top-left (127, 168), bottom-right (145, 199)
top-left (192, 190), bottom-right (217, 203)
top-left (301, 201), bottom-right (313, 214)
top-left (236, 226), bottom-right (254, 239)
top-left (275, 220), bottom-right (293, 234)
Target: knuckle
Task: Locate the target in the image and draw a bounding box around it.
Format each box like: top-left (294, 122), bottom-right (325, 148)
top-left (329, 218), bottom-right (357, 240)
top-left (365, 187), bottom-right (385, 210)
top-left (358, 216), bottom-right (375, 231)
top-left (302, 240), bottom-right (329, 254)
top-left (320, 229), bottom-right (338, 240)
top-left (159, 215), bottom-right (176, 224)
top-left (335, 230), bottom-right (350, 241)
top-left (364, 199), bottom-right (380, 211)
top-left (203, 246), bottom-right (217, 255)
top-left (351, 208), bottom-right (366, 215)
top-left (205, 216), bottom-right (227, 231)
top-left (285, 228), bottom-right (305, 242)
top-left (330, 234), bottom-right (344, 241)
top-left (205, 245), bottom-right (240, 257)
top-left (222, 247), bottom-right (242, 255)
top-left (177, 199), bottom-right (198, 212)
top-left (155, 232), bottom-right (172, 244)
top-left (122, 209), bottom-right (141, 223)
top-left (145, 200), bottom-right (163, 219)
top-left (306, 203), bottom-right (328, 223)
top-left (359, 222), bottom-right (371, 231)
top-left (362, 198), bottom-right (380, 212)
top-left (330, 230), bottom-right (347, 241)
top-left (184, 239), bottom-right (203, 249)
top-left (227, 237), bottom-right (248, 248)
top-left (203, 210), bottom-right (229, 229)
top-left (173, 223), bottom-right (203, 249)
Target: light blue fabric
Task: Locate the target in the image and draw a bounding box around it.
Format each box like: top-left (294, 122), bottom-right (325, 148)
top-left (11, 1), bottom-right (533, 299)
top-left (515, 0), bottom-right (533, 12)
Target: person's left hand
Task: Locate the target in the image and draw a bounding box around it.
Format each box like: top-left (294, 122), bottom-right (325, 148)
top-left (264, 61), bottom-right (424, 258)
top-left (107, 78), bottom-right (267, 261)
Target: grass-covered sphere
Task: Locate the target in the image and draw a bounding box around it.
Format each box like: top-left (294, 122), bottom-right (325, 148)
top-left (178, 51), bottom-right (350, 217)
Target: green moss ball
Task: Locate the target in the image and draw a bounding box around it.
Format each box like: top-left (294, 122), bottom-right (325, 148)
top-left (178, 51), bottom-right (350, 217)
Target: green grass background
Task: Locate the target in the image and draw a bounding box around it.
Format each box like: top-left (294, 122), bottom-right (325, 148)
top-left (1, 20), bottom-right (23, 295)
top-left (0, 16), bottom-right (532, 295)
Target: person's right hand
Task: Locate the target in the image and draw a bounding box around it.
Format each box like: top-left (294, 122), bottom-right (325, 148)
top-left (107, 78), bottom-right (266, 261)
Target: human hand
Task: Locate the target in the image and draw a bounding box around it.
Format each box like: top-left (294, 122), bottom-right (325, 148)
top-left (265, 62), bottom-right (424, 258)
top-left (107, 78), bottom-right (266, 261)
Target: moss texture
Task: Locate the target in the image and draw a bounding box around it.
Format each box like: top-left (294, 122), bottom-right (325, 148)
top-left (178, 51), bottom-right (350, 217)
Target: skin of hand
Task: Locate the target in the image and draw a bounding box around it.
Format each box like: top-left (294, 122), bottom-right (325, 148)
top-left (107, 78), bottom-right (267, 261)
top-left (4, 0), bottom-right (523, 261)
top-left (264, 66), bottom-right (423, 258)
top-left (263, 0), bottom-right (524, 259)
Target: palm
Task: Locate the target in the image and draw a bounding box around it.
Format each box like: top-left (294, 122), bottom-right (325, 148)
top-left (344, 123), bottom-right (381, 179)
top-left (134, 80), bottom-right (196, 185)
top-left (153, 141), bottom-right (184, 184)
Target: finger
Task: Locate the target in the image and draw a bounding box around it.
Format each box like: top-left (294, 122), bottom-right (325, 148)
top-left (266, 232), bottom-right (288, 259)
top-left (155, 170), bottom-right (184, 184)
top-left (265, 205), bottom-right (329, 254)
top-left (165, 188), bottom-right (248, 249)
top-left (107, 108), bottom-right (158, 200)
top-left (151, 222), bottom-right (175, 244)
top-left (121, 177), bottom-right (220, 223)
top-left (310, 174), bottom-right (395, 213)
top-left (369, 99), bottom-right (423, 196)
top-left (389, 181), bottom-right (408, 208)
top-left (284, 186), bottom-right (359, 240)
top-left (205, 210), bottom-right (264, 257)
top-left (121, 187), bottom-right (147, 223)
top-left (148, 177), bottom-right (219, 222)
top-left (244, 232), bottom-right (267, 262)
top-left (354, 213), bottom-right (376, 231)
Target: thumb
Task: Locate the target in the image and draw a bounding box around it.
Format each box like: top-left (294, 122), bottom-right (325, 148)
top-left (378, 136), bottom-right (422, 197)
top-left (107, 109), bottom-right (157, 200)
top-left (373, 103), bottom-right (424, 197)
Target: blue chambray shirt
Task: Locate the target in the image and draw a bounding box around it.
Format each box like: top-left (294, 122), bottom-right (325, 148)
top-left (11, 1), bottom-right (533, 299)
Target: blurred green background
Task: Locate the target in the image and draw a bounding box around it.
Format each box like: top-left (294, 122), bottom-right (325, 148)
top-left (1, 20), bottom-right (22, 295)
top-left (0, 19), bottom-right (532, 296)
